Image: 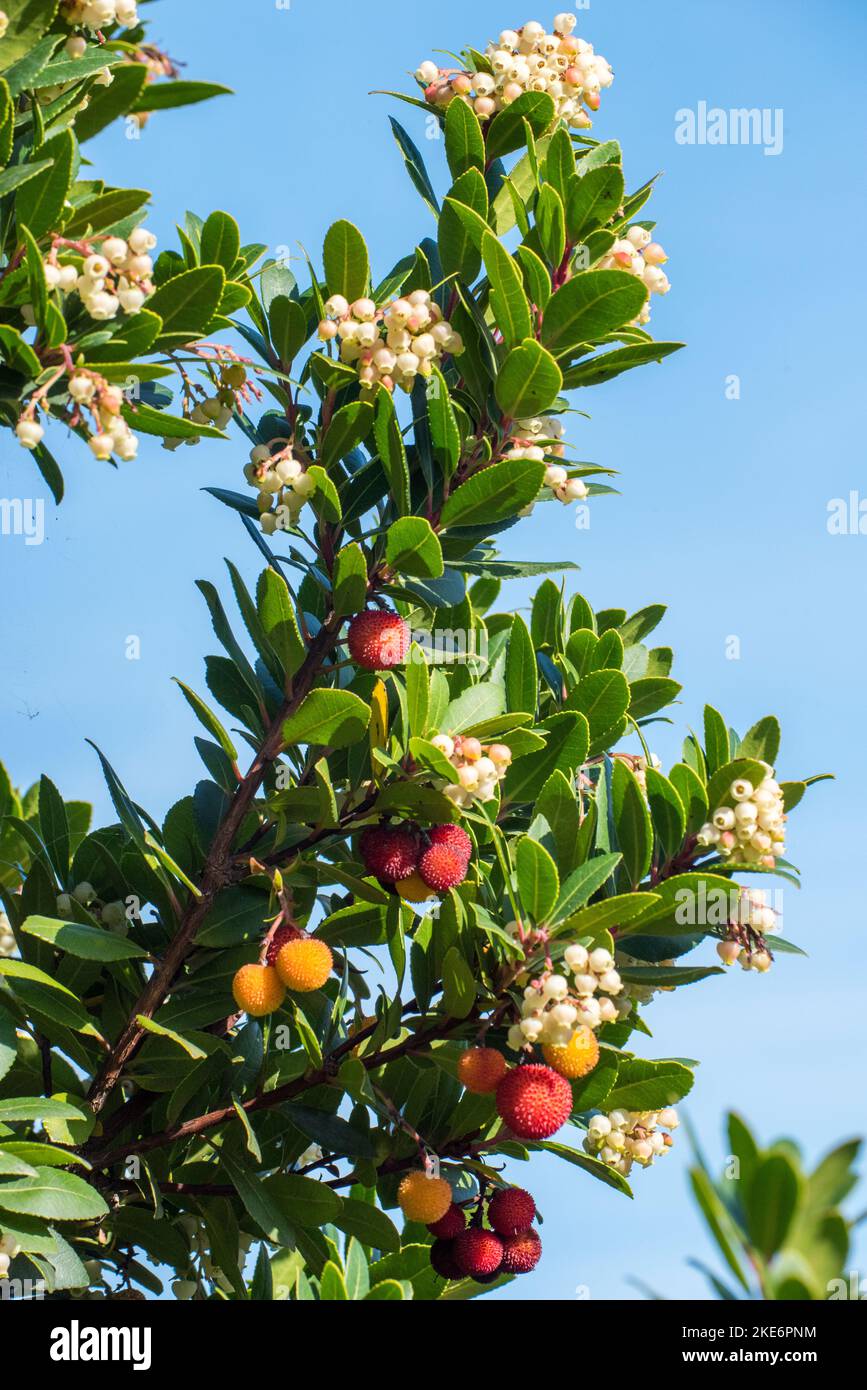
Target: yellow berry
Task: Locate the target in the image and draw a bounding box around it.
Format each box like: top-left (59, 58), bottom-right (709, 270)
top-left (397, 1171), bottom-right (452, 1224)
top-left (543, 1026), bottom-right (600, 1080)
top-left (457, 1046), bottom-right (507, 1094)
top-left (232, 964), bottom-right (285, 1017)
top-left (274, 937), bottom-right (333, 992)
top-left (395, 871), bottom-right (437, 903)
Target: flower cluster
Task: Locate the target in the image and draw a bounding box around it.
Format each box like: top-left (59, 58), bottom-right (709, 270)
top-left (162, 359), bottom-right (251, 453)
top-left (597, 227), bottom-right (670, 325)
top-left (56, 884), bottom-right (130, 935)
top-left (716, 888), bottom-right (775, 973)
top-left (318, 291), bottom-right (464, 394)
top-left (16, 369), bottom-right (140, 461)
top-left (508, 947), bottom-right (623, 1050)
top-left (43, 226), bottom-right (157, 323)
top-left (697, 770), bottom-right (786, 869)
top-left (417, 15), bottom-right (613, 130)
top-left (0, 911), bottom-right (16, 959)
top-left (431, 733), bottom-right (512, 808)
top-left (505, 418), bottom-right (589, 507)
top-left (585, 1107), bottom-right (679, 1175)
top-left (243, 441), bottom-right (318, 535)
top-left (62, 0), bottom-right (139, 28)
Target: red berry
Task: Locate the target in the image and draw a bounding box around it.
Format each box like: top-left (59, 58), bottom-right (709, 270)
top-left (418, 843), bottom-right (467, 892)
top-left (496, 1064), bottom-right (573, 1141)
top-left (347, 610), bottom-right (410, 670)
top-left (427, 1204), bottom-right (466, 1239)
top-left (427, 823), bottom-right (472, 865)
top-left (359, 824), bottom-right (420, 884)
top-left (488, 1187), bottom-right (536, 1236)
top-left (265, 923), bottom-right (302, 965)
top-left (429, 1239), bottom-right (462, 1280)
top-left (453, 1228), bottom-right (504, 1279)
top-left (500, 1228), bottom-right (542, 1274)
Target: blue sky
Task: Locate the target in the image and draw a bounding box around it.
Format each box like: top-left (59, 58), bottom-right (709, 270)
top-left (2, 0), bottom-right (866, 1299)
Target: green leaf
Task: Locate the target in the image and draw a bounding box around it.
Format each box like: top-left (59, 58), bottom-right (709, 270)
top-left (535, 184), bottom-right (566, 267)
top-left (386, 517), bottom-right (443, 578)
top-left (120, 400), bottom-right (225, 441)
top-left (441, 947), bottom-right (476, 1018)
top-left (136, 1016), bottom-right (207, 1060)
top-left (63, 187), bottom-right (151, 239)
top-left (553, 852), bottom-right (622, 922)
top-left (566, 163), bottom-right (625, 241)
top-left (0, 1168), bottom-right (107, 1222)
top-left (74, 61), bottom-right (149, 141)
top-left (200, 210), bottom-right (241, 273)
top-left (516, 836), bottom-right (560, 921)
top-left (505, 616), bottom-right (537, 717)
top-left (405, 646), bottom-right (430, 739)
top-left (745, 1154), bottom-right (800, 1259)
top-left (439, 170), bottom-right (488, 280)
top-left (482, 233), bottom-right (533, 348)
top-left (611, 760), bottom-right (653, 888)
top-left (703, 704), bottom-right (730, 775)
top-left (321, 400), bottom-right (374, 470)
top-left (486, 91), bottom-right (556, 160)
top-left (440, 458), bottom-right (545, 529)
top-left (256, 568), bottom-right (306, 678)
top-left (282, 689), bottom-right (371, 749)
top-left (374, 388), bottom-right (411, 516)
top-left (335, 1198), bottom-right (401, 1254)
top-left (563, 342), bottom-right (685, 389)
top-left (542, 270), bottom-right (649, 355)
top-left (268, 294), bottom-right (308, 365)
top-left (147, 266), bottom-right (226, 347)
top-left (426, 367), bottom-right (461, 479)
top-left (323, 219), bottom-right (369, 302)
top-left (495, 339), bottom-right (563, 417)
top-left (645, 768), bottom-right (687, 862)
top-left (0, 323), bottom-right (41, 377)
top-left (332, 543), bottom-right (369, 617)
top-left (130, 80), bottom-right (233, 112)
top-left (567, 670), bottom-right (630, 755)
top-left (0, 1096), bottom-right (86, 1125)
top-left (262, 1173), bottom-right (342, 1228)
top-left (220, 1152), bottom-right (296, 1250)
top-left (389, 118), bottom-right (439, 215)
top-left (320, 1261), bottom-right (350, 1300)
top-left (445, 97), bottom-right (485, 178)
top-left (503, 711), bottom-right (589, 804)
top-left (308, 465), bottom-right (342, 523)
top-left (20, 915), bottom-right (147, 961)
top-left (14, 130), bottom-right (74, 237)
top-left (605, 1058), bottom-right (695, 1111)
top-left (689, 1168), bottom-right (751, 1292)
top-left (539, 1142), bottom-right (633, 1197)
top-left (737, 716), bottom-right (781, 768)
top-left (174, 680), bottom-right (238, 763)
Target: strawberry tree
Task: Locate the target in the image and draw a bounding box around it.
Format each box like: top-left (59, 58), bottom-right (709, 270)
top-left (0, 10), bottom-right (829, 1301)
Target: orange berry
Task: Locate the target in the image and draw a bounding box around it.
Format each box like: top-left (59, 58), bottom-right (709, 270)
top-left (457, 1046), bottom-right (507, 1095)
top-left (274, 937), bottom-right (333, 992)
top-left (542, 1025), bottom-right (600, 1080)
top-left (232, 964), bottom-right (286, 1017)
top-left (397, 1171), bottom-right (453, 1224)
top-left (395, 871), bottom-right (438, 903)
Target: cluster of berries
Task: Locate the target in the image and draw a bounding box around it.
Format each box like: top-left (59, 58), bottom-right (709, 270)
top-left (43, 226), bottom-right (157, 322)
top-left (697, 771), bottom-right (787, 869)
top-left (231, 930), bottom-right (334, 1018)
top-left (456, 1047), bottom-right (574, 1141)
top-left (317, 291), bottom-right (464, 394)
top-left (510, 947), bottom-right (624, 1049)
top-left (16, 370), bottom-right (140, 461)
top-left (56, 883), bottom-right (130, 934)
top-left (243, 440), bottom-right (318, 533)
top-left (417, 15), bottom-right (613, 130)
top-left (585, 1107), bottom-right (679, 1176)
top-left (598, 227), bottom-right (670, 325)
top-left (164, 361), bottom-right (249, 453)
top-left (716, 888), bottom-right (775, 973)
top-left (401, 1174), bottom-right (543, 1283)
top-left (360, 821), bottom-right (472, 901)
top-left (430, 733), bottom-right (512, 808)
top-left (504, 418), bottom-right (589, 507)
top-left (0, 912), bottom-right (15, 959)
top-left (61, 0), bottom-right (139, 27)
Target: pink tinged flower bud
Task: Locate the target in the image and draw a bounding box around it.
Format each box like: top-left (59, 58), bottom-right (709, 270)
top-left (719, 831), bottom-right (737, 851)
top-left (613, 250), bottom-right (633, 268)
top-left (474, 96), bottom-right (497, 119)
top-left (89, 433), bottom-right (115, 460)
top-left (325, 294), bottom-right (349, 318)
top-left (503, 82), bottom-right (524, 103)
top-left (451, 74), bottom-right (473, 95)
top-left (586, 91), bottom-right (601, 111)
top-left (351, 297), bottom-right (377, 322)
top-left (318, 319), bottom-right (338, 341)
top-left (643, 243), bottom-right (668, 266)
top-left (717, 940), bottom-right (741, 966)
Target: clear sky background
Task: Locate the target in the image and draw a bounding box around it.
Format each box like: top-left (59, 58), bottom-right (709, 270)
top-left (2, 0), bottom-right (866, 1300)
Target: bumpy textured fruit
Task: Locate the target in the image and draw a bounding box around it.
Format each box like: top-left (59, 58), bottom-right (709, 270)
top-left (265, 923), bottom-right (302, 965)
top-left (232, 964), bottom-right (286, 1017)
top-left (457, 1046), bottom-right (507, 1095)
top-left (429, 1238), bottom-right (463, 1280)
top-left (274, 937), bottom-right (333, 992)
top-left (395, 871), bottom-right (438, 903)
top-left (427, 823), bottom-right (472, 864)
top-left (397, 1171), bottom-right (453, 1224)
top-left (488, 1186), bottom-right (536, 1237)
top-left (542, 1025), bottom-right (600, 1080)
top-left (427, 1203), bottom-right (467, 1239)
top-left (418, 843), bottom-right (468, 891)
top-left (453, 1227), bottom-right (504, 1279)
top-left (347, 610), bottom-right (410, 670)
top-left (500, 1228), bottom-right (542, 1274)
top-left (359, 824), bottom-right (420, 883)
top-left (496, 1064), bottom-right (573, 1140)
